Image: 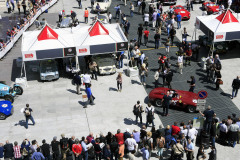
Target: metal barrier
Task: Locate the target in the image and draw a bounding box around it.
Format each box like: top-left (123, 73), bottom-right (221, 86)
top-left (0, 0), bottom-right (58, 59)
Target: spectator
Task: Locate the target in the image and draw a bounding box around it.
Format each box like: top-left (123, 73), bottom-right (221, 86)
top-left (6, 0), bottom-right (11, 13)
top-left (86, 84), bottom-right (95, 106)
top-left (31, 147), bottom-right (45, 160)
top-left (130, 3), bottom-right (134, 17)
top-left (219, 120), bottom-right (228, 145)
top-left (154, 68), bottom-right (161, 88)
top-left (81, 137), bottom-right (88, 160)
top-left (145, 103), bottom-right (154, 128)
top-left (41, 139), bottom-right (51, 160)
top-left (68, 136), bottom-right (75, 151)
top-left (200, 105), bottom-right (215, 133)
top-left (72, 139), bottom-right (82, 160)
top-left (132, 129), bottom-right (140, 146)
top-left (103, 144), bottom-right (111, 160)
top-left (21, 139), bottom-right (30, 160)
top-left (4, 140), bottom-right (14, 159)
top-left (60, 134), bottom-right (69, 160)
top-left (86, 133), bottom-right (94, 144)
top-left (137, 24), bottom-right (143, 45)
top-left (124, 129), bottom-right (131, 141)
top-left (172, 139), bottom-right (184, 160)
top-left (169, 26), bottom-right (176, 46)
top-left (118, 144), bottom-right (124, 160)
top-left (176, 12), bottom-right (182, 29)
top-left (10, 0), bottom-right (15, 11)
top-left (188, 125), bottom-right (198, 143)
top-left (51, 136), bottom-right (60, 160)
top-left (185, 139), bottom-right (194, 160)
top-left (110, 137), bottom-right (118, 160)
top-left (22, 0), bottom-right (27, 15)
top-left (133, 101), bottom-right (143, 124)
top-left (77, 0), bottom-right (82, 9)
top-left (172, 122), bottom-right (181, 136)
top-left (124, 20), bottom-right (130, 35)
top-left (196, 145), bottom-right (205, 160)
top-left (140, 64), bottom-right (147, 86)
top-left (116, 72), bottom-right (122, 92)
top-left (125, 134), bottom-right (137, 153)
top-left (228, 119), bottom-right (239, 147)
top-left (73, 72), bottom-right (82, 95)
top-left (210, 120), bottom-right (217, 147)
top-left (144, 12), bottom-right (149, 26)
top-left (30, 140), bottom-right (38, 153)
top-left (165, 125), bottom-right (172, 149)
top-left (166, 68), bottom-right (173, 89)
top-left (58, 10), bottom-right (64, 22)
top-left (115, 129), bottom-right (124, 145)
top-left (208, 146), bottom-right (217, 160)
top-left (154, 31), bottom-right (160, 49)
top-left (156, 133), bottom-right (165, 159)
top-left (143, 27), bottom-right (149, 46)
top-left (141, 146), bottom-right (149, 160)
top-left (231, 76), bottom-right (240, 99)
top-left (162, 91), bottom-right (172, 116)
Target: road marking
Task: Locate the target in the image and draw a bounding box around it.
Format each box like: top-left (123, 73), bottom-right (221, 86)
top-left (140, 46), bottom-right (178, 51)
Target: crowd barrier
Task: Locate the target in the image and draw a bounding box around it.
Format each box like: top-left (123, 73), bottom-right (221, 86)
top-left (0, 0), bottom-right (58, 59)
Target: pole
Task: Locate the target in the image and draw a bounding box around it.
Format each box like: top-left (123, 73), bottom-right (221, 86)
top-left (23, 62), bottom-right (28, 87)
top-left (211, 42), bottom-right (214, 57)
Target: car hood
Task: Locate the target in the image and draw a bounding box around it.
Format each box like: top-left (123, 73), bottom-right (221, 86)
top-left (207, 6), bottom-right (219, 11)
top-left (0, 101), bottom-right (13, 114)
top-left (174, 9), bottom-right (189, 16)
top-left (95, 58), bottom-right (115, 67)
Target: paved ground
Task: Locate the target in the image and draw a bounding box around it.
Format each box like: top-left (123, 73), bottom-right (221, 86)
top-left (1, 0), bottom-right (240, 160)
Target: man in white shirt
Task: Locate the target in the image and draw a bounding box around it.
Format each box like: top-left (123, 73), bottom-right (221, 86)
top-left (154, 68), bottom-right (161, 88)
top-left (131, 46), bottom-right (141, 67)
top-left (188, 125), bottom-right (198, 143)
top-left (125, 134), bottom-right (137, 152)
top-left (178, 54), bottom-right (183, 74)
top-left (180, 125), bottom-right (188, 137)
top-left (83, 73), bottom-right (91, 88)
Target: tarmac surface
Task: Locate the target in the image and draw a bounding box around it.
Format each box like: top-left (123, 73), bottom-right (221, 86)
top-left (1, 0), bottom-right (240, 160)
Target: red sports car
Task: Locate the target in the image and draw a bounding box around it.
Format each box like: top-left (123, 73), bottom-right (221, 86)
top-left (148, 87), bottom-right (205, 113)
top-left (173, 5), bottom-right (191, 20)
top-left (202, 2), bottom-right (219, 14)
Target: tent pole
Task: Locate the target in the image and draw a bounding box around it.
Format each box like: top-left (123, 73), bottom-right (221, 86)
top-left (75, 54), bottom-right (79, 71)
top-left (23, 62), bottom-right (28, 87)
top-left (212, 42), bottom-right (214, 57)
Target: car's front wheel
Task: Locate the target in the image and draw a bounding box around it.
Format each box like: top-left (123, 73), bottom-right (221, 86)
top-left (0, 113), bottom-right (7, 120)
top-left (14, 86), bottom-right (23, 95)
top-left (187, 105), bottom-right (196, 113)
top-left (4, 95), bottom-right (14, 103)
top-left (155, 99), bottom-right (162, 107)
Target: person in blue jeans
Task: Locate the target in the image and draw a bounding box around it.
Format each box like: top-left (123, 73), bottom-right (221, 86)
top-left (154, 32), bottom-right (160, 49)
top-left (176, 12), bottom-right (182, 29)
top-left (24, 104), bottom-right (35, 129)
top-left (118, 51), bottom-right (124, 68)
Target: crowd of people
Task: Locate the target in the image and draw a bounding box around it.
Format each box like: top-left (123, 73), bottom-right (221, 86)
top-left (0, 0), bottom-right (53, 50)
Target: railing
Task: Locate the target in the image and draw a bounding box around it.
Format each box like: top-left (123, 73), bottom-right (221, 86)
top-left (0, 0), bottom-right (58, 59)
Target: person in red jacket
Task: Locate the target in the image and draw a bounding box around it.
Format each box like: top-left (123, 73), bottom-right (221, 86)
top-left (115, 129), bottom-right (124, 145)
top-left (72, 139), bottom-right (82, 160)
top-left (171, 122), bottom-right (181, 136)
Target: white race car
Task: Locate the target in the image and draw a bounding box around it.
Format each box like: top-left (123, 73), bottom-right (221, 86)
top-left (92, 54), bottom-right (116, 75)
top-left (93, 0), bottom-right (112, 13)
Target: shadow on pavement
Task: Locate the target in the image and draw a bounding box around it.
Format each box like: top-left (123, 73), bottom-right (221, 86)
top-left (109, 87), bottom-right (118, 92)
top-left (11, 59), bottom-right (21, 83)
top-left (14, 120), bottom-right (27, 129)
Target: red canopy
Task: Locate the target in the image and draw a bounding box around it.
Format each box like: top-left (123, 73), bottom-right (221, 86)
top-left (37, 25), bottom-right (58, 41)
top-left (216, 10), bottom-right (239, 24)
top-left (88, 21), bottom-right (109, 37)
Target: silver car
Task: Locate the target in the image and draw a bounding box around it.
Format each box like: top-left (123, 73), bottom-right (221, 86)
top-left (39, 60), bottom-right (59, 81)
top-left (58, 16), bottom-right (72, 28)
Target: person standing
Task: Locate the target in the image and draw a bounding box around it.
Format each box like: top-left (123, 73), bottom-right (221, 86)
top-left (114, 5), bottom-right (120, 19)
top-left (124, 20), bottom-right (130, 35)
top-left (185, 139), bottom-right (194, 160)
top-left (166, 69), bottom-right (173, 89)
top-left (144, 12), bottom-right (149, 26)
top-left (21, 0), bottom-right (26, 15)
top-left (6, 0), bottom-right (11, 13)
top-left (10, 0), bottom-right (15, 11)
top-left (31, 147), bottom-right (45, 160)
top-left (162, 91), bottom-right (172, 116)
top-left (143, 28), bottom-right (149, 46)
top-left (156, 133), bottom-right (165, 159)
top-left (231, 76), bottom-right (240, 99)
top-left (185, 43), bottom-right (193, 66)
top-left (86, 84), bottom-right (95, 105)
top-left (141, 146), bottom-right (149, 160)
top-left (172, 139), bottom-right (184, 160)
top-left (133, 101), bottom-right (143, 124)
top-left (140, 65), bottom-right (147, 86)
top-left (125, 134), bottom-right (137, 153)
top-left (228, 120), bottom-right (239, 147)
top-left (13, 141), bottom-right (21, 160)
top-left (154, 32), bottom-right (160, 49)
top-left (72, 139), bottom-right (82, 160)
top-left (60, 134), bottom-right (69, 160)
top-left (145, 103), bottom-right (155, 128)
top-left (176, 12), bottom-right (182, 29)
top-left (51, 136), bottom-right (60, 160)
top-left (141, 0), bottom-right (146, 15)
top-left (188, 76), bottom-right (195, 92)
top-left (152, 10), bottom-right (157, 28)
top-left (89, 61), bottom-right (98, 80)
top-left (81, 137), bottom-right (88, 160)
top-left (130, 3), bottom-right (134, 17)
top-left (41, 140), bottom-right (51, 160)
top-left (73, 72), bottom-right (82, 95)
top-left (4, 141), bottom-right (14, 160)
top-left (83, 72), bottom-right (91, 88)
top-left (24, 104), bottom-right (35, 129)
top-left (154, 68), bottom-right (161, 88)
top-left (116, 73), bottom-right (122, 92)
top-left (169, 26), bottom-right (176, 45)
top-left (17, 1), bottom-right (20, 14)
top-left (84, 8), bottom-right (89, 24)
top-left (137, 24), bottom-right (143, 45)
top-left (215, 70), bottom-right (222, 90)
top-left (118, 51), bottom-right (124, 69)
top-left (77, 0), bottom-right (82, 9)
top-left (199, 105), bottom-right (215, 133)
top-left (91, 0), bottom-right (94, 8)
top-left (165, 39), bottom-right (170, 56)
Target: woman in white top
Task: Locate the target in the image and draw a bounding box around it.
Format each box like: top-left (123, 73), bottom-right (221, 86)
top-left (144, 12), bottom-right (149, 26)
top-left (178, 54), bottom-right (184, 74)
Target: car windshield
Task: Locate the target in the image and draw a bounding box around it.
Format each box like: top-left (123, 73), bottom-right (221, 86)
top-left (41, 60), bottom-right (57, 72)
top-left (175, 7), bottom-right (183, 9)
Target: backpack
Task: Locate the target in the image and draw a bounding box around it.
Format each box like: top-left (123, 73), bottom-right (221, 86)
top-left (147, 107), bottom-right (153, 122)
top-left (22, 147), bottom-right (28, 156)
top-left (158, 138), bottom-right (164, 148)
top-left (133, 105), bottom-right (140, 115)
top-left (25, 109), bottom-right (30, 116)
top-left (62, 138), bottom-right (69, 149)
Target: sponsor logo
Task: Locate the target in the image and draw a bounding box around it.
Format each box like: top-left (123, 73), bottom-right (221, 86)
top-left (2, 104), bottom-right (8, 108)
top-left (216, 35), bottom-right (223, 39)
top-left (120, 43), bottom-right (124, 47)
top-left (25, 53), bottom-right (33, 58)
top-left (68, 48), bottom-right (72, 52)
top-left (79, 48), bottom-right (87, 53)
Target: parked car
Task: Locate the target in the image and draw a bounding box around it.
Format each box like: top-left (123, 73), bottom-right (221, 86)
top-left (202, 2), bottom-right (219, 14)
top-left (93, 0), bottom-right (112, 13)
top-left (0, 82), bottom-right (23, 103)
top-left (92, 54), bottom-right (117, 75)
top-left (199, 35), bottom-right (228, 54)
top-left (58, 16), bottom-right (73, 28)
top-left (193, 0), bottom-right (204, 3)
top-left (39, 60), bottom-right (59, 81)
top-left (0, 101), bottom-right (14, 120)
top-left (173, 5), bottom-right (191, 20)
top-left (161, 0), bottom-right (176, 5)
top-left (148, 87), bottom-right (205, 113)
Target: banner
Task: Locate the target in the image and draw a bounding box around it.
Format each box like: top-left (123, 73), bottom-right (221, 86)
top-left (22, 51), bottom-right (37, 61)
top-left (76, 45), bottom-right (90, 56)
top-left (63, 47), bottom-right (77, 57)
top-left (116, 42), bottom-right (128, 51)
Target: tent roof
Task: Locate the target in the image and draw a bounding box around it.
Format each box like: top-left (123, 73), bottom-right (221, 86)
top-left (37, 25), bottom-right (59, 41)
top-left (88, 21), bottom-right (109, 36)
top-left (216, 10), bottom-right (239, 24)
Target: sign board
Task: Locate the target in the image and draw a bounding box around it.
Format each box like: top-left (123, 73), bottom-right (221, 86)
top-left (198, 90), bottom-right (208, 99)
top-left (76, 45), bottom-right (90, 56)
top-left (22, 51), bottom-right (37, 61)
top-left (116, 42), bottom-right (128, 51)
top-left (193, 117), bottom-right (205, 129)
top-left (63, 47), bottom-right (76, 57)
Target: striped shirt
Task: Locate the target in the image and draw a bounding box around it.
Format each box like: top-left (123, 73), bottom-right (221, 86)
top-left (13, 145), bottom-right (22, 158)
